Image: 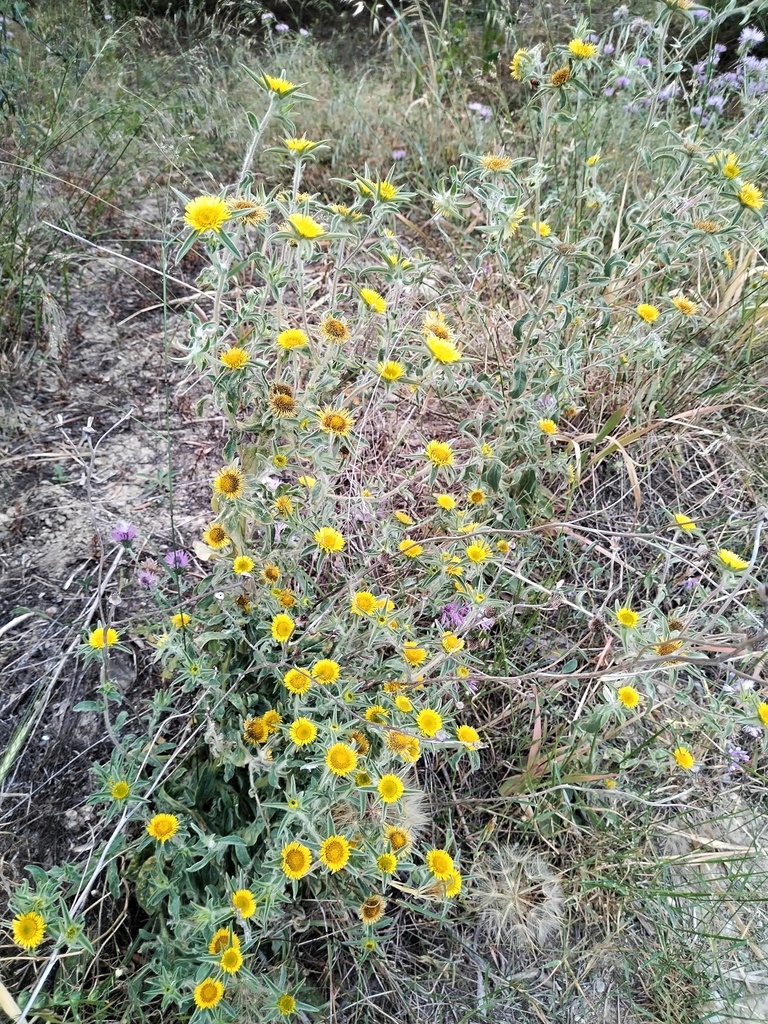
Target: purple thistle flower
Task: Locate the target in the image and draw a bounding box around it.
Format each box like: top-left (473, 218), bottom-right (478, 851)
top-left (602, 43), bottom-right (615, 56)
top-left (275, 22), bottom-right (289, 33)
top-left (635, 56), bottom-right (651, 67)
top-left (391, 148), bottom-right (407, 160)
top-left (740, 26), bottom-right (765, 50)
top-left (164, 549), bottom-right (191, 571)
top-left (467, 101), bottom-right (493, 120)
top-left (137, 569), bottom-right (158, 589)
top-left (111, 521), bottom-right (138, 543)
top-left (726, 745), bottom-right (750, 771)
top-left (683, 576), bottom-right (700, 589)
top-left (742, 724), bottom-right (762, 739)
top-left (441, 602), bottom-right (470, 629)
top-left (692, 8), bottom-right (710, 20)
top-left (615, 75), bottom-right (631, 89)
top-left (707, 94), bottom-right (725, 112)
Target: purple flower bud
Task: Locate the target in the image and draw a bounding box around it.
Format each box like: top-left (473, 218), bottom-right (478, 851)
top-left (692, 8), bottom-right (709, 20)
top-left (164, 549), bottom-right (191, 570)
top-left (635, 56), bottom-right (651, 67)
top-left (602, 43), bottom-right (615, 55)
top-left (111, 521), bottom-right (138, 543)
top-left (275, 22), bottom-right (289, 33)
top-left (683, 576), bottom-right (700, 588)
top-left (391, 148), bottom-right (407, 160)
top-left (706, 94), bottom-right (725, 112)
top-left (137, 569), bottom-right (158, 589)
top-left (615, 75), bottom-right (631, 89)
top-left (299, 27), bottom-right (309, 36)
top-left (467, 101), bottom-right (493, 120)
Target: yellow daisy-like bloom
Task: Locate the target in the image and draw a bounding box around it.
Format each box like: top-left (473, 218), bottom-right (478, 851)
top-left (262, 73), bottom-right (296, 94)
top-left (312, 658), bottom-right (341, 684)
top-left (183, 195), bottom-right (230, 234)
top-left (550, 66), bottom-right (571, 87)
top-left (467, 488), bottom-right (486, 505)
top-left (209, 928), bottom-right (240, 954)
top-left (496, 540), bottom-right (510, 554)
top-left (719, 548), bottom-right (748, 571)
top-left (738, 182), bottom-right (763, 210)
top-left (220, 946), bottom-right (244, 974)
top-left (531, 221), bottom-right (552, 238)
top-left (220, 346), bottom-right (248, 369)
top-left (319, 315), bottom-right (351, 343)
top-left (271, 613), bottom-right (295, 643)
top-left (721, 153), bottom-right (740, 179)
top-left (426, 848), bottom-right (454, 880)
top-left (757, 702), bottom-right (768, 727)
top-left (480, 153), bottom-right (512, 172)
top-left (146, 813), bottom-right (179, 844)
top-left (297, 474), bottom-right (316, 488)
top-left (284, 136), bottom-right (315, 153)
top-left (350, 730), bottom-right (370, 755)
top-left (193, 978), bottom-right (224, 1011)
top-left (445, 870), bottom-right (462, 897)
top-left (385, 824), bottom-right (412, 853)
top-left (417, 708), bottom-right (443, 737)
top-left (694, 218), bottom-right (720, 232)
top-left (325, 742), bottom-right (358, 777)
top-left (360, 287), bottom-right (387, 313)
top-left (359, 894), bottom-right (387, 925)
top-left (617, 686), bottom-right (640, 709)
top-left (441, 632), bottom-right (465, 654)
top-left (317, 406), bottom-right (355, 437)
top-left (399, 537), bottom-right (423, 558)
top-left (231, 888), bottom-right (256, 918)
top-left (213, 466), bottom-right (244, 499)
top-left (171, 611), bottom-right (191, 629)
top-left (227, 196), bottom-right (267, 226)
top-left (262, 562), bottom-right (281, 584)
top-left (394, 695), bottom-right (413, 713)
top-left (12, 911), bottom-right (46, 950)
top-left (315, 526), bottom-right (345, 553)
top-left (435, 493), bottom-right (457, 510)
top-left (538, 418), bottom-right (558, 435)
top-left (351, 590), bottom-right (377, 615)
top-left (277, 993), bottom-right (297, 1016)
top-left (290, 717), bottom-right (318, 746)
top-left (281, 841), bottom-right (312, 880)
top-left (425, 333), bottom-right (462, 364)
top-left (385, 729), bottom-right (420, 763)
top-left (365, 705), bottom-right (389, 724)
top-left (110, 779), bottom-right (131, 800)
top-left (569, 38), bottom-right (598, 59)
top-left (274, 495), bottom-right (294, 516)
top-left (319, 834), bottom-right (351, 872)
top-left (616, 607), bottom-right (639, 628)
top-left (636, 303), bottom-right (660, 323)
top-left (457, 724), bottom-right (480, 748)
top-left (89, 626), bottom-right (119, 649)
top-left (653, 638), bottom-right (685, 657)
top-left (509, 47), bottom-right (529, 81)
top-left (672, 296), bottom-right (697, 316)
top-left (673, 746), bottom-right (695, 771)
top-left (377, 852), bottom-right (397, 873)
top-left (243, 716), bottom-right (268, 745)
top-left (465, 540), bottom-right (492, 564)
top-left (378, 774), bottom-right (405, 803)
top-left (233, 555), bottom-right (255, 575)
top-left (422, 310), bottom-right (454, 340)
top-left (586, 153), bottom-right (600, 167)
top-left (283, 668), bottom-right (312, 695)
top-left (425, 439), bottom-right (454, 467)
top-left (287, 212), bottom-right (325, 239)
top-left (674, 513), bottom-right (696, 532)
top-left (376, 180), bottom-right (398, 201)
top-left (264, 708), bottom-right (281, 734)
top-left (203, 522), bottom-right (229, 549)
top-left (723, 249), bottom-right (734, 270)
top-left (403, 641), bottom-right (427, 666)
top-left (378, 359), bottom-right (405, 382)
top-left (277, 327), bottom-right (309, 350)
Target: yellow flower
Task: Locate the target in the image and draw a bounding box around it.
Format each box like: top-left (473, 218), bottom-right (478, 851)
top-left (277, 993), bottom-right (297, 1016)
top-left (718, 152), bottom-right (740, 178)
top-left (425, 333), bottom-right (462, 363)
top-left (12, 911), bottom-right (46, 950)
top-left (365, 704), bottom-right (389, 723)
top-left (509, 47), bottom-right (529, 80)
top-left (435, 493), bottom-right (457, 510)
top-left (325, 742), bottom-right (358, 776)
top-left (220, 945), bottom-right (244, 974)
top-left (203, 522), bottom-right (229, 549)
top-left (417, 708), bottom-right (443, 737)
top-left (297, 475), bottom-right (316, 488)
top-left (271, 613), bottom-right (295, 643)
top-left (385, 825), bottom-right (412, 853)
top-left (358, 894), bottom-right (387, 925)
top-left (718, 548), bottom-right (748, 571)
top-left (757, 702), bottom-right (768, 727)
top-left (441, 632), bottom-right (465, 654)
top-left (220, 346), bottom-right (249, 369)
top-left (320, 315), bottom-right (351, 343)
top-left (550, 66), bottom-right (571, 87)
top-left (287, 212), bottom-right (325, 238)
top-left (673, 746), bottom-right (695, 771)
top-left (636, 303), bottom-right (660, 323)
top-left (351, 590), bottom-right (377, 615)
top-left (171, 611), bottom-right (191, 629)
top-left (445, 870), bottom-right (462, 897)
top-left (569, 38), bottom-right (598, 59)
top-left (377, 852), bottom-right (397, 873)
top-left (290, 717), bottom-right (318, 745)
top-left (213, 466), bottom-right (244, 499)
top-left (394, 510), bottom-right (414, 526)
top-left (672, 296), bottom-right (697, 316)
top-left (738, 182), bottom-right (763, 210)
top-left (281, 841), bottom-right (312, 879)
top-left (426, 847), bottom-right (454, 880)
top-left (243, 716), bottom-right (268, 745)
top-left (317, 406), bottom-right (355, 436)
top-left (531, 221), bottom-right (551, 238)
top-left (399, 537), bottom-right (423, 558)
top-left (586, 153), bottom-right (600, 166)
top-left (194, 978), bottom-right (224, 1011)
top-left (674, 513), bottom-right (696, 532)
top-left (403, 641), bottom-right (427, 666)
top-left (183, 195), bottom-right (230, 234)
top-left (232, 889), bottom-right (256, 918)
top-left (377, 774), bottom-right (405, 803)
top-left (277, 327), bottom-right (309, 350)
top-left (284, 136), bottom-right (315, 153)
top-left (456, 724), bottom-right (480, 748)
top-left (209, 928), bottom-right (240, 954)
top-left (261, 73), bottom-right (296, 95)
top-left (146, 813), bottom-right (179, 844)
top-left (653, 638), bottom-right (685, 657)
top-left (538, 418), bottom-right (558, 435)
top-left (378, 359), bottom-right (405, 382)
top-left (319, 835), bottom-right (351, 872)
top-left (89, 626), bottom-right (119, 649)
top-left (274, 495), bottom-right (294, 516)
top-left (496, 540), bottom-right (510, 554)
top-left (312, 658), bottom-right (340, 684)
top-left (394, 695), bottom-right (413, 712)
top-left (616, 607), bottom-right (639, 628)
top-left (723, 249), bottom-right (733, 269)
top-left (480, 153), bottom-right (512, 172)
top-left (617, 686), bottom-right (640, 709)
top-left (465, 541), bottom-right (492, 564)
top-left (425, 439), bottom-right (454, 467)
top-left (110, 779), bottom-right (131, 800)
top-left (315, 526), bottom-right (345, 553)
top-left (233, 555), bottom-right (255, 575)
top-left (467, 488), bottom-right (486, 505)
top-left (262, 562), bottom-right (281, 584)
top-left (360, 287), bottom-right (387, 313)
